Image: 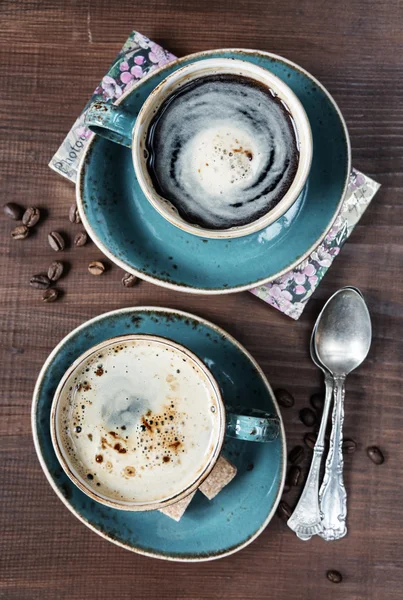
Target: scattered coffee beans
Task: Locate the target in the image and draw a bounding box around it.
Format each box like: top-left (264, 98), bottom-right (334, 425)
top-left (3, 202), bottom-right (23, 220)
top-left (22, 207), bottom-right (40, 227)
top-left (275, 388), bottom-right (295, 408)
top-left (48, 231), bottom-right (65, 251)
top-left (48, 261), bottom-right (64, 282)
top-left (326, 570), bottom-right (342, 584)
top-left (288, 445), bottom-right (305, 465)
top-left (282, 481), bottom-right (291, 494)
top-left (42, 288), bottom-right (59, 303)
top-left (69, 203), bottom-right (81, 224)
top-left (11, 224), bottom-right (29, 240)
top-left (299, 407), bottom-right (316, 427)
top-left (304, 432), bottom-right (318, 450)
top-left (310, 393), bottom-right (324, 412)
top-left (286, 465), bottom-right (301, 487)
top-left (276, 500), bottom-right (292, 522)
top-left (30, 274), bottom-right (51, 289)
top-left (74, 231), bottom-right (88, 247)
top-left (88, 261), bottom-right (105, 276)
top-left (367, 445), bottom-right (384, 465)
top-left (122, 272), bottom-right (138, 287)
top-left (343, 438), bottom-right (357, 454)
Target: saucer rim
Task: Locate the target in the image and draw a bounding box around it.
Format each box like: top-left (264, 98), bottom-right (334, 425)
top-left (77, 48), bottom-right (351, 295)
top-left (31, 306), bottom-right (287, 562)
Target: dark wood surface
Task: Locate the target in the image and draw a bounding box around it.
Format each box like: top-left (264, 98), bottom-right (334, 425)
top-left (1, 1), bottom-right (402, 598)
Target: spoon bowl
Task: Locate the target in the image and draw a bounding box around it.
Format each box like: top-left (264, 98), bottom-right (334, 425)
top-left (310, 321), bottom-right (326, 373)
top-left (315, 288), bottom-right (372, 377)
top-left (310, 287), bottom-right (363, 374)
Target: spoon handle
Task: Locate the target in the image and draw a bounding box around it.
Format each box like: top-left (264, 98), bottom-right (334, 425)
top-left (287, 374), bottom-right (333, 539)
top-left (318, 376), bottom-right (347, 540)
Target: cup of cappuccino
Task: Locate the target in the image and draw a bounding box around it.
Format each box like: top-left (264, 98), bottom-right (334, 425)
top-left (50, 334), bottom-right (280, 511)
top-left (85, 58), bottom-right (312, 239)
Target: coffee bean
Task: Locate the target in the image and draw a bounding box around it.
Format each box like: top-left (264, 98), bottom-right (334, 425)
top-left (367, 445), bottom-right (384, 465)
top-left (343, 438), bottom-right (357, 454)
top-left (48, 261), bottom-right (64, 282)
top-left (122, 272), bottom-right (138, 287)
top-left (11, 224), bottom-right (29, 240)
top-left (304, 432), bottom-right (318, 450)
top-left (42, 288), bottom-right (59, 303)
top-left (286, 465), bottom-right (301, 487)
top-left (30, 274), bottom-right (51, 289)
top-left (74, 231), bottom-right (88, 247)
top-left (276, 500), bottom-right (292, 522)
top-left (288, 445), bottom-right (305, 465)
top-left (3, 202), bottom-right (23, 220)
top-left (275, 388), bottom-right (295, 408)
top-left (69, 203), bottom-right (81, 224)
top-left (310, 393), bottom-right (324, 412)
top-left (326, 570), bottom-right (342, 584)
top-left (22, 207), bottom-right (40, 227)
top-left (48, 231), bottom-right (65, 251)
top-left (299, 407), bottom-right (316, 427)
top-left (88, 260), bottom-right (105, 276)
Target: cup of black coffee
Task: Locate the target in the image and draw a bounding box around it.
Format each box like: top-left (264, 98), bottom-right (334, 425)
top-left (85, 58), bottom-right (312, 239)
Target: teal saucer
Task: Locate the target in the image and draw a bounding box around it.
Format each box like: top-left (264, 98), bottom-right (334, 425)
top-left (77, 49), bottom-right (350, 294)
top-left (32, 307), bottom-right (286, 561)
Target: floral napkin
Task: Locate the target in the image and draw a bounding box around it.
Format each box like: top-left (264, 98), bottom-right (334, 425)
top-left (49, 32), bottom-right (175, 182)
top-left (49, 30), bottom-right (380, 320)
top-left (250, 170), bottom-right (380, 318)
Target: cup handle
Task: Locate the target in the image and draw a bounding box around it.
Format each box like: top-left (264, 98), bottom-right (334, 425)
top-left (84, 102), bottom-right (136, 148)
top-left (225, 407), bottom-right (280, 442)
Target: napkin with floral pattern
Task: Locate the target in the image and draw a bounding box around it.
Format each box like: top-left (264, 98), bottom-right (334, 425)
top-left (250, 170), bottom-right (380, 318)
top-left (49, 30), bottom-right (380, 319)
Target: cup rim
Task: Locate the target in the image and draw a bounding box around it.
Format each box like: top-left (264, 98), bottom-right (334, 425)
top-left (50, 333), bottom-right (226, 512)
top-left (132, 57), bottom-right (313, 239)
top-left (76, 48), bottom-right (351, 295)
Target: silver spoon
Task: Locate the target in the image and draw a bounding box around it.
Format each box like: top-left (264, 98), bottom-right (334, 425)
top-left (287, 310), bottom-right (334, 540)
top-left (288, 287), bottom-right (367, 540)
top-left (315, 287), bottom-right (372, 540)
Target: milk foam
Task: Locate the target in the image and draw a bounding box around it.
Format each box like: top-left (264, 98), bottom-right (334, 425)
top-left (146, 74), bottom-right (299, 229)
top-left (55, 338), bottom-right (220, 505)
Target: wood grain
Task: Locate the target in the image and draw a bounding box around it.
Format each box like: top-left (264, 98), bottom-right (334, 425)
top-left (1, 1), bottom-right (402, 598)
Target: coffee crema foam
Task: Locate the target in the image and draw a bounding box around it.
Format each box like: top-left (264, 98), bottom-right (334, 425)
top-left (146, 74), bottom-right (299, 229)
top-left (55, 339), bottom-right (220, 505)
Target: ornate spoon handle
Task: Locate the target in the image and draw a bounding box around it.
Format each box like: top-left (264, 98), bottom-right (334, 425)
top-left (287, 374), bottom-right (333, 539)
top-left (318, 376), bottom-right (347, 540)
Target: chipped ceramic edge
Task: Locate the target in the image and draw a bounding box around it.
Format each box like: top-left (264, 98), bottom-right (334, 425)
top-left (31, 306), bottom-right (286, 562)
top-left (76, 48), bottom-right (351, 295)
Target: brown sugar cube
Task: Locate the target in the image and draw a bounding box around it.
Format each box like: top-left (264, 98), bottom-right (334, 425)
top-left (158, 456), bottom-right (237, 521)
top-left (199, 455), bottom-right (237, 500)
top-left (158, 490), bottom-right (196, 522)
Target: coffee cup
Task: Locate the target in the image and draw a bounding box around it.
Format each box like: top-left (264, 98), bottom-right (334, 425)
top-left (50, 334), bottom-right (280, 511)
top-left (85, 58), bottom-right (312, 239)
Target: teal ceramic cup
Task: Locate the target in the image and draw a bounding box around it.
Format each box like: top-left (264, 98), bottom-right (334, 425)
top-left (85, 57), bottom-right (312, 240)
top-left (50, 333), bottom-right (280, 511)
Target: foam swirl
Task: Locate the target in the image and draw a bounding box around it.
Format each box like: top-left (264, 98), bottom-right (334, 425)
top-left (146, 74), bottom-right (299, 230)
top-left (56, 339), bottom-right (220, 504)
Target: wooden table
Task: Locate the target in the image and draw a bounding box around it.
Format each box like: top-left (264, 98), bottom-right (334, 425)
top-left (1, 1), bottom-right (402, 598)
